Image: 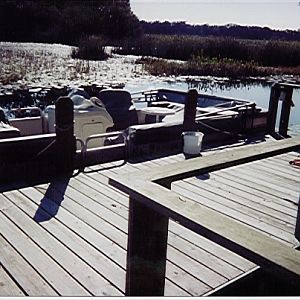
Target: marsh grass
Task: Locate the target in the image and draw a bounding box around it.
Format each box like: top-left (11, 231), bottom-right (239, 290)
top-left (0, 44), bottom-right (100, 85)
top-left (118, 34), bottom-right (300, 68)
top-left (137, 56), bottom-right (280, 78)
top-left (125, 34), bottom-right (300, 79)
top-left (0, 42), bottom-right (144, 88)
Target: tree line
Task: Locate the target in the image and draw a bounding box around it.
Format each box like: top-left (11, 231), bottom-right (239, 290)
top-left (0, 0), bottom-right (141, 44)
top-left (140, 21), bottom-right (300, 42)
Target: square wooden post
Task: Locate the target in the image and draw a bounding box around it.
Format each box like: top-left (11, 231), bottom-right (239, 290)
top-left (267, 83), bottom-right (281, 135)
top-left (279, 87), bottom-right (293, 137)
top-left (183, 89), bottom-right (198, 132)
top-left (55, 96), bottom-right (76, 174)
top-left (126, 197), bottom-right (169, 296)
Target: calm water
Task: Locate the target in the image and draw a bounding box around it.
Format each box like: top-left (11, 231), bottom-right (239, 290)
top-left (125, 80), bottom-right (300, 128)
top-left (131, 1), bottom-right (300, 31)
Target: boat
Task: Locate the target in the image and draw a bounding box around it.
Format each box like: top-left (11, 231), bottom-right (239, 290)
top-left (0, 86), bottom-right (267, 161)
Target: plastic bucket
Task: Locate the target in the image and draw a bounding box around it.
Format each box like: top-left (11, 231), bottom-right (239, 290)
top-left (182, 131), bottom-right (204, 155)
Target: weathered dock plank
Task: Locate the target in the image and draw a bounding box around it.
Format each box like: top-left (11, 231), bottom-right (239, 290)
top-left (1, 192), bottom-right (120, 296)
top-left (168, 221), bottom-right (256, 273)
top-left (172, 181), bottom-right (297, 246)
top-left (0, 205), bottom-right (90, 296)
top-left (21, 186), bottom-right (128, 248)
top-left (224, 165), bottom-right (300, 196)
top-left (109, 137), bottom-right (300, 295)
top-left (81, 159), bottom-right (258, 295)
top-left (184, 175), bottom-right (296, 229)
top-left (0, 264), bottom-right (24, 296)
top-left (3, 189), bottom-right (126, 295)
top-left (210, 170), bottom-right (298, 213)
top-left (2, 136), bottom-right (300, 296)
top-left (190, 174), bottom-right (296, 223)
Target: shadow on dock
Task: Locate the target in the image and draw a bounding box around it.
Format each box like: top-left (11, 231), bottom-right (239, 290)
top-left (33, 177), bottom-right (70, 223)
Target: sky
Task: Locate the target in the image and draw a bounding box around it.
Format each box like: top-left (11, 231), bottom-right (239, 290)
top-left (130, 0), bottom-right (300, 30)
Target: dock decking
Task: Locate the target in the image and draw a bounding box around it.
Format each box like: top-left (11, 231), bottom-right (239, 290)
top-left (1, 139), bottom-right (300, 296)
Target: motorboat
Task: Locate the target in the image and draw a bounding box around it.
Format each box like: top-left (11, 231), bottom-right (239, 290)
top-left (0, 86), bottom-right (267, 158)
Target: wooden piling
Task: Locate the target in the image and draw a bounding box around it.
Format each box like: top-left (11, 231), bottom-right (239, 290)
top-left (126, 198), bottom-right (169, 296)
top-left (279, 86), bottom-right (293, 137)
top-left (183, 89), bottom-right (198, 132)
top-left (267, 83), bottom-right (281, 135)
top-left (55, 96), bottom-right (76, 174)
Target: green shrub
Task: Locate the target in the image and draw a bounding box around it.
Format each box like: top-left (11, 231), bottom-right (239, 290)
top-left (71, 36), bottom-right (109, 61)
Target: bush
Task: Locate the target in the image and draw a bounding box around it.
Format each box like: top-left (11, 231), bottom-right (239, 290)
top-left (71, 36), bottom-right (109, 61)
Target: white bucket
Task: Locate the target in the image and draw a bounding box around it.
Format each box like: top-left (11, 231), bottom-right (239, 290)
top-left (182, 131), bottom-right (204, 155)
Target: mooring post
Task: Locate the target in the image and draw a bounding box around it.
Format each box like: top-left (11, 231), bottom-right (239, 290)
top-left (126, 197), bottom-right (169, 296)
top-left (267, 83), bottom-right (281, 135)
top-left (295, 199), bottom-right (300, 242)
top-left (183, 89), bottom-right (198, 132)
top-left (55, 96), bottom-right (76, 174)
top-left (279, 86), bottom-right (293, 137)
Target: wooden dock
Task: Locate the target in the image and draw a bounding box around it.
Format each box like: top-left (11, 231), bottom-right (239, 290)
top-left (1, 137), bottom-right (300, 296)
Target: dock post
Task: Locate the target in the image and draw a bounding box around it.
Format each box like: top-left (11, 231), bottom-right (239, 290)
top-left (279, 86), bottom-right (293, 137)
top-left (267, 83), bottom-right (281, 135)
top-left (126, 198), bottom-right (169, 296)
top-left (55, 96), bottom-right (76, 174)
top-left (295, 201), bottom-right (300, 242)
top-left (183, 89), bottom-right (198, 131)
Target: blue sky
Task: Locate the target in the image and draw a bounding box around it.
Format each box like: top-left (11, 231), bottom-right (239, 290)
top-left (130, 0), bottom-right (300, 30)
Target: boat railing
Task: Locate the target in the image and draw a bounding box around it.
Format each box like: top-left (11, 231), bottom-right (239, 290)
top-left (195, 101), bottom-right (256, 120)
top-left (131, 89), bottom-right (160, 104)
top-left (76, 131), bottom-right (127, 169)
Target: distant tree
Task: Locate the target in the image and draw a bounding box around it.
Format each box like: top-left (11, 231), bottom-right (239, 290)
top-left (140, 21), bottom-right (300, 42)
top-left (0, 0), bottom-right (140, 44)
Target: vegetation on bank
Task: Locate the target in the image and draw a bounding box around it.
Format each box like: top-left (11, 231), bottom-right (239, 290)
top-left (117, 34), bottom-right (300, 68)
top-left (137, 57), bottom-right (270, 78)
top-left (115, 34), bottom-right (300, 78)
top-left (1, 1), bottom-right (300, 80)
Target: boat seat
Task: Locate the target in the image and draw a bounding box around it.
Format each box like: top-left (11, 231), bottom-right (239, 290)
top-left (98, 89), bottom-right (138, 130)
top-left (0, 121), bottom-right (20, 139)
top-left (9, 107), bottom-right (44, 136)
top-left (45, 99), bottom-right (114, 149)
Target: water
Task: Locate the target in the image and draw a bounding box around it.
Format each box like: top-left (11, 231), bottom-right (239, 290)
top-left (131, 1), bottom-right (300, 31)
top-left (125, 80), bottom-right (300, 129)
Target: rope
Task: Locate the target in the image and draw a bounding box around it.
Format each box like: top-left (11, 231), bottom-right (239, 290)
top-left (197, 119), bottom-right (246, 139)
top-left (36, 139), bottom-right (56, 157)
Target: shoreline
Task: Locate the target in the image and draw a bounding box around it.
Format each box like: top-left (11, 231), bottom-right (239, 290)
top-left (1, 41), bottom-right (299, 95)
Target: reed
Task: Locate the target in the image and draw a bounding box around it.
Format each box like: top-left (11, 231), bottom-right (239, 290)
top-left (0, 43), bottom-right (108, 85)
top-left (137, 56), bottom-right (279, 78)
top-left (117, 34), bottom-right (300, 68)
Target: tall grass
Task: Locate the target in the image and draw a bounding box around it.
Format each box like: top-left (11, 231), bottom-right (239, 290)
top-left (0, 44), bottom-right (107, 85)
top-left (117, 34), bottom-right (300, 68)
top-left (137, 56), bottom-right (279, 79)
